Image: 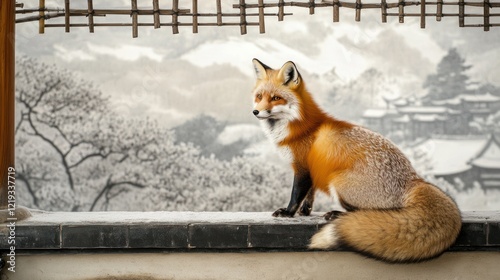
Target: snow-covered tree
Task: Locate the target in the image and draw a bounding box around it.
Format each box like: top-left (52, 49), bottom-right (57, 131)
top-left (15, 56), bottom-right (297, 212)
top-left (15, 56), bottom-right (203, 211)
top-left (423, 48), bottom-right (472, 102)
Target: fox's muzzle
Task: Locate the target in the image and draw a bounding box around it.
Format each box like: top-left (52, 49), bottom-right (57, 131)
top-left (253, 109), bottom-right (271, 119)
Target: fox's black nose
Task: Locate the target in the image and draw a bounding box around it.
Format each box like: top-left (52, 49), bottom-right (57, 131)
top-left (253, 110), bottom-right (259, 116)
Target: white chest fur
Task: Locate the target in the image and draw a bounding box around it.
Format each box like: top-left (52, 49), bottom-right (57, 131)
top-left (260, 118), bottom-right (289, 144)
top-left (260, 119), bottom-right (293, 163)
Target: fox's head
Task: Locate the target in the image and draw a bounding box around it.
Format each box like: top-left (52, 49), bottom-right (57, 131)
top-left (251, 59), bottom-right (303, 122)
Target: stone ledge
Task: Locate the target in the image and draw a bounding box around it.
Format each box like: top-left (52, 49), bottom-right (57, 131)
top-left (0, 211), bottom-right (499, 251)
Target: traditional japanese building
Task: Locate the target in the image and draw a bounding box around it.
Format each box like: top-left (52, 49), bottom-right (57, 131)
top-left (469, 135), bottom-right (500, 189)
top-left (432, 93), bottom-right (500, 122)
top-left (361, 108), bottom-right (398, 135)
top-left (411, 134), bottom-right (500, 189)
top-left (362, 92), bottom-right (500, 140)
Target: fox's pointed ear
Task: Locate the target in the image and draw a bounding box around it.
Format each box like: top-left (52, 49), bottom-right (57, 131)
top-left (252, 58), bottom-right (271, 80)
top-left (278, 61), bottom-right (301, 87)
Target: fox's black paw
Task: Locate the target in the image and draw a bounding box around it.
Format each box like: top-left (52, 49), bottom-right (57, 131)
top-left (323, 211), bottom-right (344, 221)
top-left (298, 204), bottom-right (312, 216)
top-left (272, 208), bottom-right (294, 218)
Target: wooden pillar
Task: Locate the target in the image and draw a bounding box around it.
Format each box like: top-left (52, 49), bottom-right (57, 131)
top-left (0, 0), bottom-right (16, 210)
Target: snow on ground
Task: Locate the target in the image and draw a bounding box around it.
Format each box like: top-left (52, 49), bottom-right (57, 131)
top-left (22, 207), bottom-right (500, 225)
top-left (21, 210), bottom-right (325, 225)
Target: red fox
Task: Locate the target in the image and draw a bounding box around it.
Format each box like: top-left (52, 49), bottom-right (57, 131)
top-left (251, 59), bottom-right (462, 263)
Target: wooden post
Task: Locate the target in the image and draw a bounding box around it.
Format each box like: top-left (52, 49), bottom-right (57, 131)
top-left (0, 0), bottom-right (15, 212)
top-left (239, 0), bottom-right (247, 34)
top-left (88, 0), bottom-right (95, 33)
top-left (398, 0), bottom-right (404, 23)
top-left (65, 0), bottom-right (70, 32)
top-left (39, 0), bottom-right (45, 33)
top-left (193, 0), bottom-right (199, 33)
top-left (459, 0), bottom-right (465, 27)
top-left (381, 0), bottom-right (387, 23)
top-left (278, 0), bottom-right (285, 21)
top-left (333, 0), bottom-right (340, 22)
top-left (355, 0), bottom-right (361, 21)
top-left (153, 0), bottom-right (160, 29)
top-left (172, 0), bottom-right (179, 34)
top-left (258, 0), bottom-right (265, 34)
top-left (216, 0), bottom-right (222, 26)
top-left (421, 0), bottom-right (426, 28)
top-left (131, 0), bottom-right (138, 38)
top-left (484, 0), bottom-right (490, 31)
top-left (436, 0), bottom-right (443, 21)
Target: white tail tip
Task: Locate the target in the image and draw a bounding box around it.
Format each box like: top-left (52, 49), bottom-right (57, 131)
top-left (309, 223), bottom-right (339, 250)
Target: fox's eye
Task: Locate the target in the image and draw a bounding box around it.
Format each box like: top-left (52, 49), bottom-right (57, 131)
top-left (256, 94), bottom-right (262, 100)
top-left (271, 96), bottom-right (281, 101)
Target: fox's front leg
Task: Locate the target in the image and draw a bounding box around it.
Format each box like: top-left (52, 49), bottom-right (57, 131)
top-left (298, 188), bottom-right (315, 216)
top-left (272, 172), bottom-right (312, 218)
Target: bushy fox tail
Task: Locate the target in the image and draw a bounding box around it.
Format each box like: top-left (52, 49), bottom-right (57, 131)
top-left (309, 181), bottom-right (462, 263)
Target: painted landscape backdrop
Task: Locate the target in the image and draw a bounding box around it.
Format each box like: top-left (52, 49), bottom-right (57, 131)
top-left (14, 3), bottom-right (500, 212)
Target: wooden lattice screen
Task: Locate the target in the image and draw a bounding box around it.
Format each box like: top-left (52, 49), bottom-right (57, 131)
top-left (16, 0), bottom-right (500, 38)
top-left (15, 0), bottom-right (500, 36)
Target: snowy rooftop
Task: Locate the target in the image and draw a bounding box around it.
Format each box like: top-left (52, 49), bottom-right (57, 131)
top-left (413, 137), bottom-right (489, 175)
top-left (462, 93), bottom-right (500, 103)
top-left (398, 106), bottom-right (450, 114)
top-left (392, 114), bottom-right (411, 123)
top-left (432, 98), bottom-right (462, 106)
top-left (432, 93), bottom-right (500, 106)
top-left (412, 114), bottom-right (448, 122)
top-left (362, 108), bottom-right (397, 118)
